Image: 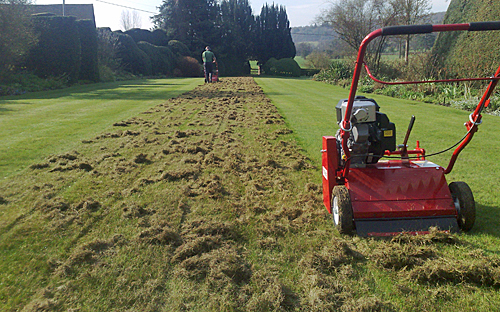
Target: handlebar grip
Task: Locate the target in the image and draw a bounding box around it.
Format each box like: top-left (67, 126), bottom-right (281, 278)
top-left (381, 24), bottom-right (433, 36)
top-left (469, 21), bottom-right (500, 31)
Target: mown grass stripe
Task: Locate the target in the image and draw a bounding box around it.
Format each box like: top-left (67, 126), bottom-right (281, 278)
top-left (0, 78), bottom-right (202, 178)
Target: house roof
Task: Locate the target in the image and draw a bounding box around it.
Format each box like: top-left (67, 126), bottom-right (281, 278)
top-left (30, 4), bottom-right (95, 26)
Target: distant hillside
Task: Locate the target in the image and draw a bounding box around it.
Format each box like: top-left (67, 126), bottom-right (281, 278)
top-left (432, 0), bottom-right (500, 77)
top-left (429, 12), bottom-right (446, 24)
top-left (291, 25), bottom-right (337, 44)
top-left (291, 12), bottom-right (445, 45)
top-left (291, 25), bottom-right (347, 57)
top-left (291, 12), bottom-right (446, 57)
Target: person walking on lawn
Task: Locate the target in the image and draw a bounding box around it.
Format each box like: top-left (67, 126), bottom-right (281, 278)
top-left (202, 46), bottom-right (216, 83)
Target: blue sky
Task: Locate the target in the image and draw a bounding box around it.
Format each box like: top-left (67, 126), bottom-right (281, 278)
top-left (34, 0), bottom-right (451, 31)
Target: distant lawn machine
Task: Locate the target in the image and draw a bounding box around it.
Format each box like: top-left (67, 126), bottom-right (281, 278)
top-left (322, 22), bottom-right (500, 236)
top-left (211, 61), bottom-right (219, 83)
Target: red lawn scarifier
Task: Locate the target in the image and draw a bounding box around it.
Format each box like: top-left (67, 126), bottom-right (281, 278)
top-left (322, 22), bottom-right (500, 236)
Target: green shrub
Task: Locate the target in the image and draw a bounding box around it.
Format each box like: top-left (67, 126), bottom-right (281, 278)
top-left (0, 71), bottom-right (68, 96)
top-left (375, 60), bottom-right (403, 81)
top-left (174, 56), bottom-right (203, 77)
top-left (305, 52), bottom-right (333, 69)
top-left (124, 28), bottom-right (170, 47)
top-left (97, 28), bottom-right (122, 81)
top-left (0, 2), bottom-right (37, 83)
top-left (313, 60), bottom-right (353, 83)
top-left (301, 69), bottom-right (321, 76)
top-left (157, 46), bottom-right (176, 74)
top-left (262, 58), bottom-right (278, 74)
top-left (450, 94), bottom-right (500, 113)
top-left (97, 64), bottom-right (115, 82)
top-left (432, 0), bottom-right (500, 79)
top-left (137, 41), bottom-right (176, 75)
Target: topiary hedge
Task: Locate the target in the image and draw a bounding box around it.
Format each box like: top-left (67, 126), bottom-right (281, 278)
top-left (124, 28), bottom-right (170, 47)
top-left (157, 45), bottom-right (176, 74)
top-left (115, 33), bottom-right (152, 76)
top-left (151, 29), bottom-right (170, 47)
top-left (432, 0), bottom-right (500, 78)
top-left (77, 19), bottom-right (99, 82)
top-left (125, 28), bottom-right (155, 45)
top-left (263, 57), bottom-right (301, 77)
top-left (26, 15), bottom-right (81, 84)
top-left (137, 41), bottom-right (175, 75)
top-left (168, 40), bottom-right (191, 57)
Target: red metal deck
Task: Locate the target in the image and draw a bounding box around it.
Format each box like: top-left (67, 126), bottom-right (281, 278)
top-left (347, 160), bottom-right (457, 220)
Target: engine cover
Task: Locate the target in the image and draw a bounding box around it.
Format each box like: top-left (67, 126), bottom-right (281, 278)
top-left (335, 96), bottom-right (396, 167)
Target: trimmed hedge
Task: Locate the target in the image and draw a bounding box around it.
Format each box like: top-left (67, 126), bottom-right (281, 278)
top-left (77, 20), bottom-right (99, 82)
top-left (125, 28), bottom-right (155, 45)
top-left (432, 0), bottom-right (500, 78)
top-left (152, 29), bottom-right (170, 46)
top-left (157, 45), bottom-right (176, 74)
top-left (137, 41), bottom-right (175, 75)
top-left (115, 33), bottom-right (152, 76)
top-left (124, 28), bottom-right (170, 47)
top-left (263, 57), bottom-right (301, 77)
top-left (168, 40), bottom-right (191, 57)
top-left (26, 15), bottom-right (81, 84)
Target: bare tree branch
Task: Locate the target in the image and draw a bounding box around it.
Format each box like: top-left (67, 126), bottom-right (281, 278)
top-left (120, 10), bottom-right (142, 31)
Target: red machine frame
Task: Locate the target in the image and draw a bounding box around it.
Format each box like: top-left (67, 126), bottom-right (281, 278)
top-left (322, 22), bottom-right (500, 236)
top-left (211, 61), bottom-right (219, 83)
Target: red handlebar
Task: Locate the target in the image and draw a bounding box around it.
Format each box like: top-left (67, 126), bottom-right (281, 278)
top-left (339, 21), bottom-right (500, 179)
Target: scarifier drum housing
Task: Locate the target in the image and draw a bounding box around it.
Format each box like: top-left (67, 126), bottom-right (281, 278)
top-left (321, 21), bottom-right (500, 236)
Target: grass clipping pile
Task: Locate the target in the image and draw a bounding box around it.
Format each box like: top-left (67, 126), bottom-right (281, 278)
top-left (2, 77), bottom-right (500, 311)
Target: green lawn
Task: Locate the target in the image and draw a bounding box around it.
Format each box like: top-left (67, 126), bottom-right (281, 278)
top-left (293, 56), bottom-right (307, 68)
top-left (0, 78), bottom-right (202, 179)
top-left (249, 57), bottom-right (307, 73)
top-left (2, 76), bottom-right (500, 311)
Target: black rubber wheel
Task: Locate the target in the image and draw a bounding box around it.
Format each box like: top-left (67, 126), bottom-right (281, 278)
top-left (449, 181), bottom-right (476, 232)
top-left (331, 185), bottom-right (354, 235)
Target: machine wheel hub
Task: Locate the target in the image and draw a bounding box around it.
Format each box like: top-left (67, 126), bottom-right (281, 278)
top-left (333, 196), bottom-right (340, 225)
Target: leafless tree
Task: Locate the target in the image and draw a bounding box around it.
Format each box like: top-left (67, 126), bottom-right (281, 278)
top-left (120, 10), bottom-right (142, 31)
top-left (316, 0), bottom-right (431, 68)
top-left (390, 0), bottom-right (431, 64)
top-left (316, 0), bottom-right (398, 67)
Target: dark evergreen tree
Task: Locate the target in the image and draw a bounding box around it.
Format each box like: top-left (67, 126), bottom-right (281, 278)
top-left (153, 0), bottom-right (296, 75)
top-left (153, 0), bottom-right (220, 55)
top-left (254, 4), bottom-right (295, 65)
top-left (218, 0), bottom-right (255, 75)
